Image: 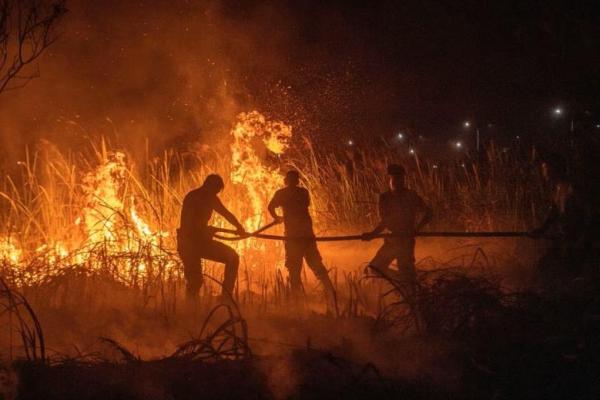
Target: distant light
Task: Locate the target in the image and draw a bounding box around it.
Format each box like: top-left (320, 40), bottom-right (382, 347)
top-left (516, 135), bottom-right (520, 139)
top-left (347, 139), bottom-right (354, 146)
top-left (455, 141), bottom-right (463, 149)
top-left (553, 107), bottom-right (563, 115)
top-left (461, 163), bottom-right (466, 167)
top-left (463, 121), bottom-right (471, 128)
top-left (397, 132), bottom-right (404, 139)
top-left (409, 148), bottom-right (415, 155)
top-left (432, 164), bottom-right (438, 169)
top-left (596, 124), bottom-right (600, 129)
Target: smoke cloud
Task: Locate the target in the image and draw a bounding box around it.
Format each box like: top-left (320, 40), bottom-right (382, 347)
top-left (0, 0), bottom-right (395, 168)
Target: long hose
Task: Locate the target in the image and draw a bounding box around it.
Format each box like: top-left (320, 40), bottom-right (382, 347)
top-left (212, 225), bottom-right (542, 242)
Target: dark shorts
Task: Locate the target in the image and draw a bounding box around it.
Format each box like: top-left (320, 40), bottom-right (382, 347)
top-left (369, 237), bottom-right (415, 271)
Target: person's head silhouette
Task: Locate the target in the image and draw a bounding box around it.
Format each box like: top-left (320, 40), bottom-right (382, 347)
top-left (202, 174), bottom-right (225, 194)
top-left (387, 164), bottom-right (406, 191)
top-left (284, 170), bottom-right (300, 187)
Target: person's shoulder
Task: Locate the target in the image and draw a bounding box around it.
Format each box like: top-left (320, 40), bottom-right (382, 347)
top-left (183, 189), bottom-right (196, 200)
top-left (273, 187), bottom-right (287, 196)
top-left (185, 187), bottom-right (206, 201)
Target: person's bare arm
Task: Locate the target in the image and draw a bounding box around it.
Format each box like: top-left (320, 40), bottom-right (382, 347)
top-left (415, 205), bottom-right (433, 232)
top-left (267, 192), bottom-right (283, 223)
top-left (214, 197), bottom-right (246, 234)
top-left (362, 194), bottom-right (386, 240)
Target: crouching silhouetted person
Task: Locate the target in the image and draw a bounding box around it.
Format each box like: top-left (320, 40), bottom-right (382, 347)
top-left (177, 174), bottom-right (246, 304)
top-left (362, 164), bottom-right (432, 284)
top-left (268, 170), bottom-right (336, 307)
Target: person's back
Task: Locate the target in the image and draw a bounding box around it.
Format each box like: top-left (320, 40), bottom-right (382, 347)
top-left (179, 186), bottom-right (217, 237)
top-left (379, 188), bottom-right (427, 234)
top-left (268, 170), bottom-right (336, 308)
top-left (270, 185), bottom-right (314, 236)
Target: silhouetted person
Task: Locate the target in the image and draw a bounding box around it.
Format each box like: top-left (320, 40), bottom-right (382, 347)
top-left (268, 170), bottom-right (336, 305)
top-left (177, 174), bottom-right (246, 304)
top-left (362, 164), bottom-right (432, 283)
top-left (531, 153), bottom-right (590, 284)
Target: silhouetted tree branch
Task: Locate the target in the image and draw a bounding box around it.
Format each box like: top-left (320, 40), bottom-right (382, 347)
top-left (0, 0), bottom-right (67, 94)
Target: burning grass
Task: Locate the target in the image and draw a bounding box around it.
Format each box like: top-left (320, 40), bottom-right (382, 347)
top-left (0, 112), bottom-right (547, 288)
top-left (3, 111), bottom-right (590, 398)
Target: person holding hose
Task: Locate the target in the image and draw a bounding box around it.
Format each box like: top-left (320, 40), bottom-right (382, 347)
top-left (362, 164), bottom-right (432, 283)
top-left (268, 170), bottom-right (336, 308)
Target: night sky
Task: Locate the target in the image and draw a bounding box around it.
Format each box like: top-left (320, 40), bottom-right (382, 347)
top-left (0, 0), bottom-right (598, 157)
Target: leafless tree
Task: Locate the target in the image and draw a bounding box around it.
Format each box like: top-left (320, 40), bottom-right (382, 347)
top-left (0, 0), bottom-right (66, 95)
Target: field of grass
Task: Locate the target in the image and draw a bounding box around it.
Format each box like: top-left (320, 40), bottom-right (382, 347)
top-left (3, 114), bottom-right (597, 399)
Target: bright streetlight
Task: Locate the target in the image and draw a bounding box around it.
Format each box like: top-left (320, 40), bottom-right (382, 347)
top-left (463, 120), bottom-right (480, 154)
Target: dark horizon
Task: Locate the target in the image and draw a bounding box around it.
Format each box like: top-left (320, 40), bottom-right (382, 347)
top-left (0, 0), bottom-right (598, 158)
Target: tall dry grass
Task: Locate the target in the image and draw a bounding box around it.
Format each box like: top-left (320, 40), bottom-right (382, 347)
top-left (0, 135), bottom-right (549, 314)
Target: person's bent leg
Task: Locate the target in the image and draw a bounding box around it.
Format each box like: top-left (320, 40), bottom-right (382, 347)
top-left (222, 251), bottom-right (239, 299)
top-left (201, 241), bottom-right (240, 300)
top-left (366, 240), bottom-right (397, 279)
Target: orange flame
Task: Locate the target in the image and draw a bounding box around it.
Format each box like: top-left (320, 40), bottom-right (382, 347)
top-left (0, 111), bottom-right (291, 286)
top-left (230, 111), bottom-right (292, 230)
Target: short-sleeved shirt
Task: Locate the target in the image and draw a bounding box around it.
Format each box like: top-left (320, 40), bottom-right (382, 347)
top-left (379, 189), bottom-right (428, 233)
top-left (179, 187), bottom-right (218, 237)
top-left (269, 186), bottom-right (314, 236)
